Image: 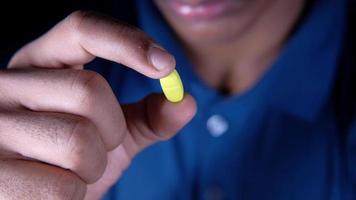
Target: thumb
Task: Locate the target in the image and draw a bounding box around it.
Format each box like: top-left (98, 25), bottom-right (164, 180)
top-left (122, 93), bottom-right (197, 156)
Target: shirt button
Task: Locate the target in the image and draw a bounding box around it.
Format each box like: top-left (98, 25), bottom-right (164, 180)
top-left (204, 185), bottom-right (225, 200)
top-left (206, 114), bottom-right (229, 137)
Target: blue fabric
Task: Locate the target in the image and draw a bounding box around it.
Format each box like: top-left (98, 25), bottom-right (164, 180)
top-left (97, 0), bottom-right (354, 199)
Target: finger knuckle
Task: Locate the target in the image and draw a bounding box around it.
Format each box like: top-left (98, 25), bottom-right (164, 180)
top-left (65, 118), bottom-right (93, 163)
top-left (54, 171), bottom-right (86, 200)
top-left (64, 118), bottom-right (107, 181)
top-left (70, 70), bottom-right (110, 110)
top-left (66, 119), bottom-right (95, 154)
top-left (66, 10), bottom-right (92, 31)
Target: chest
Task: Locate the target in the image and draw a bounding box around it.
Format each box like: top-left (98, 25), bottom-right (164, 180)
top-left (103, 67), bottom-right (344, 200)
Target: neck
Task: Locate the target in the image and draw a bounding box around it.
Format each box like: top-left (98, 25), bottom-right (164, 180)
top-left (183, 0), bottom-right (305, 95)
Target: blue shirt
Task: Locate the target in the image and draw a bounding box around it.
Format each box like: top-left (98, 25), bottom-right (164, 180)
top-left (88, 0), bottom-right (355, 199)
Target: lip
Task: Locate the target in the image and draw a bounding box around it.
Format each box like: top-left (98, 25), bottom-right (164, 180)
top-left (167, 0), bottom-right (239, 21)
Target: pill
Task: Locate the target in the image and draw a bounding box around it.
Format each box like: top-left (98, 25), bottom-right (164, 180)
top-left (160, 69), bottom-right (184, 103)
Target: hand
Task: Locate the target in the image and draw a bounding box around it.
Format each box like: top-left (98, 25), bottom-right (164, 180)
top-left (0, 11), bottom-right (196, 200)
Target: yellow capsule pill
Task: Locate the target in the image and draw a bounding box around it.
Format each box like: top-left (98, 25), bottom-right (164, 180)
top-left (160, 69), bottom-right (184, 103)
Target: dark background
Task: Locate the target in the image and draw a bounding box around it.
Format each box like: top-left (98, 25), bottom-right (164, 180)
top-left (0, 0), bottom-right (136, 65)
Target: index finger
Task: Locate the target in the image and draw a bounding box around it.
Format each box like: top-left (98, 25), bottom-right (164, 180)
top-left (8, 10), bottom-right (175, 79)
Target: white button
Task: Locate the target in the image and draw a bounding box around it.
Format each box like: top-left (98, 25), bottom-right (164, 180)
top-left (206, 115), bottom-right (228, 137)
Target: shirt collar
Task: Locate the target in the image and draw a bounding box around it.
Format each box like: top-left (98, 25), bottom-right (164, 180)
top-left (136, 0), bottom-right (347, 121)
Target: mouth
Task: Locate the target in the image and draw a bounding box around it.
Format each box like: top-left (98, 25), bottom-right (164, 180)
top-left (167, 0), bottom-right (241, 21)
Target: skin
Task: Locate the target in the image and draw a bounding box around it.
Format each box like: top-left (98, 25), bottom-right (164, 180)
top-left (0, 0), bottom-right (305, 199)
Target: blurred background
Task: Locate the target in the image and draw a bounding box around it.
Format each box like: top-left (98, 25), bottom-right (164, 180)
top-left (0, 0), bottom-right (136, 65)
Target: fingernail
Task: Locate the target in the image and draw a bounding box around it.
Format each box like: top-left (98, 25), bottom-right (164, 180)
top-left (148, 45), bottom-right (176, 71)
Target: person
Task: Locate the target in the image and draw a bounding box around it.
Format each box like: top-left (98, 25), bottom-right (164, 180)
top-left (0, 0), bottom-right (355, 199)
